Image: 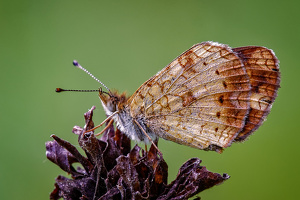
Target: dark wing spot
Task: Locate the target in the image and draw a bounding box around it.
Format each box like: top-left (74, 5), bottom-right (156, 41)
top-left (215, 70), bottom-right (220, 75)
top-left (215, 127), bottom-right (219, 132)
top-left (253, 85), bottom-right (259, 93)
top-left (218, 95), bottom-right (224, 104)
top-left (216, 111), bottom-right (221, 118)
top-left (222, 81), bottom-right (227, 88)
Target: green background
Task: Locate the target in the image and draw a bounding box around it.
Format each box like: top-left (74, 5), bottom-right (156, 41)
top-left (1, 0), bottom-right (298, 199)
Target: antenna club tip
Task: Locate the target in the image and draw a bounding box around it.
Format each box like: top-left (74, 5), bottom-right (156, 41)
top-left (56, 88), bottom-right (63, 93)
top-left (73, 60), bottom-right (79, 67)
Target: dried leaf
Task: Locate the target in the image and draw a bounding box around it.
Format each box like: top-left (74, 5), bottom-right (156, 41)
top-left (47, 107), bottom-right (229, 199)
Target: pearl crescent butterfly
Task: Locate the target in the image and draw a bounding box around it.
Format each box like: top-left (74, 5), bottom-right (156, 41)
top-left (60, 41), bottom-right (280, 152)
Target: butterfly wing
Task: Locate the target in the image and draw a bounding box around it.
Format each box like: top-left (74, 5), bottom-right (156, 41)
top-left (128, 41), bottom-right (253, 151)
top-left (232, 46), bottom-right (280, 141)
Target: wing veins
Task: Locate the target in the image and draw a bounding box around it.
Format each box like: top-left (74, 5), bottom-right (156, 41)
top-left (145, 53), bottom-right (243, 111)
top-left (142, 44), bottom-right (216, 102)
top-left (147, 114), bottom-right (243, 128)
top-left (145, 74), bottom-right (249, 112)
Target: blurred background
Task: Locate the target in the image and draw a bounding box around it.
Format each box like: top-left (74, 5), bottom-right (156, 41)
top-left (1, 0), bottom-right (298, 199)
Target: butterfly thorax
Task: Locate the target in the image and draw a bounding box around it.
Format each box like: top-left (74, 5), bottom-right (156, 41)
top-left (99, 90), bottom-right (157, 143)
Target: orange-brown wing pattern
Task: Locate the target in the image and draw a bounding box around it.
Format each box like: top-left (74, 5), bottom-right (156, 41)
top-left (128, 42), bottom-right (252, 150)
top-left (232, 46), bottom-right (280, 141)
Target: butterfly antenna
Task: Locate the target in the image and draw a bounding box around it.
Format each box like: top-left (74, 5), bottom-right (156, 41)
top-left (55, 88), bottom-right (99, 93)
top-left (73, 60), bottom-right (112, 95)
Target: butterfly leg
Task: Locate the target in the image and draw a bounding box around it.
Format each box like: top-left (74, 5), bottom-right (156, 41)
top-left (95, 118), bottom-right (114, 136)
top-left (85, 111), bottom-right (118, 133)
top-left (133, 119), bottom-right (163, 158)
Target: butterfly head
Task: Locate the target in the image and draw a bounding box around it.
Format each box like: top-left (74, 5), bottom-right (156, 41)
top-left (98, 88), bottom-right (127, 115)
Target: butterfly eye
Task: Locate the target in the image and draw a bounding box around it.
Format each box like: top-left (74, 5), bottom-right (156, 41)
top-left (109, 96), bottom-right (119, 105)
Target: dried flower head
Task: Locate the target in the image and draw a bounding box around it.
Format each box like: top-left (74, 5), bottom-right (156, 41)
top-left (46, 106), bottom-right (229, 200)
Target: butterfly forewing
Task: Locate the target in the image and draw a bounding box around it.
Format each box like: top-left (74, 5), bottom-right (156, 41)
top-left (128, 42), bottom-right (253, 150)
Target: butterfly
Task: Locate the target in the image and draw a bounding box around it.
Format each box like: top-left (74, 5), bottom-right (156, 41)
top-left (58, 41), bottom-right (280, 153)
